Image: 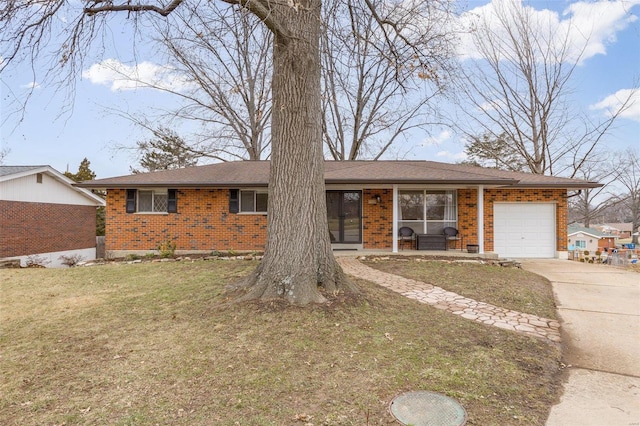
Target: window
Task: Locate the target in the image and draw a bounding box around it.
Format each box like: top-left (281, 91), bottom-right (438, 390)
top-left (575, 240), bottom-right (586, 249)
top-left (138, 190), bottom-right (168, 212)
top-left (398, 190), bottom-right (457, 235)
top-left (126, 189), bottom-right (177, 213)
top-left (240, 190), bottom-right (268, 213)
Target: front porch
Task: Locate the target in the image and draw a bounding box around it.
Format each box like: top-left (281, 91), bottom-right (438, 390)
top-left (332, 248), bottom-right (499, 260)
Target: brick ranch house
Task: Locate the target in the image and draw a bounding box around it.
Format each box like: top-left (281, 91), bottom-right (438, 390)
top-left (1, 165), bottom-right (106, 267)
top-left (77, 161), bottom-right (600, 259)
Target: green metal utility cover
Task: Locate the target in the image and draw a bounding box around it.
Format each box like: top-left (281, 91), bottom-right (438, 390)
top-left (389, 391), bottom-right (467, 426)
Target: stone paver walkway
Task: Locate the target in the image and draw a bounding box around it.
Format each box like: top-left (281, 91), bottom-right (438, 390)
top-left (338, 257), bottom-right (561, 343)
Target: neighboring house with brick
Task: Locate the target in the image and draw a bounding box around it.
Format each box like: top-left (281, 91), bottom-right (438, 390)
top-left (0, 165), bottom-right (106, 267)
top-left (597, 223), bottom-right (636, 239)
top-left (567, 224), bottom-right (618, 253)
top-left (77, 161), bottom-right (600, 259)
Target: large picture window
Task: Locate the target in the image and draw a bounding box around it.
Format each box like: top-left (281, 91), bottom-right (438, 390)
top-left (240, 190), bottom-right (268, 213)
top-left (398, 190), bottom-right (457, 235)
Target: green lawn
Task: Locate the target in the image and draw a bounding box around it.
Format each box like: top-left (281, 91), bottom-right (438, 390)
top-left (363, 257), bottom-right (558, 319)
top-left (1, 259), bottom-right (562, 425)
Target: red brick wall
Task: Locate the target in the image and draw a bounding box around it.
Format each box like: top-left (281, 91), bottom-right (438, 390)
top-left (482, 188), bottom-right (567, 252)
top-left (436, 188), bottom-right (567, 252)
top-left (457, 189), bottom-right (478, 247)
top-left (0, 200), bottom-right (97, 258)
top-left (105, 187), bottom-right (568, 253)
top-left (106, 189), bottom-right (267, 252)
top-left (362, 189), bottom-right (393, 249)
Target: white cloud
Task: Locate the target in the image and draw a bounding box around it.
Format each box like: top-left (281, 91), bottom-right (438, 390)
top-left (82, 59), bottom-right (194, 92)
top-left (590, 88), bottom-right (640, 122)
top-left (21, 81), bottom-right (41, 90)
top-left (436, 150), bottom-right (467, 161)
top-left (421, 130), bottom-right (452, 146)
top-left (457, 0), bottom-right (640, 64)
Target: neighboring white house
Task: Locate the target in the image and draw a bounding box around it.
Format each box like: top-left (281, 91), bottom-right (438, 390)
top-left (0, 165), bottom-right (105, 267)
top-left (567, 224), bottom-right (618, 254)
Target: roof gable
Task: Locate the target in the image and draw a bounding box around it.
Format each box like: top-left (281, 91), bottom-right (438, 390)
top-left (0, 165), bottom-right (105, 206)
top-left (568, 224), bottom-right (618, 239)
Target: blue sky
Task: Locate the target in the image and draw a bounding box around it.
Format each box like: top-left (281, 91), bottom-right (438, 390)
top-left (1, 0), bottom-right (639, 179)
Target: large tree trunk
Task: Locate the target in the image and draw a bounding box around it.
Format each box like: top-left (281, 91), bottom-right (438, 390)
top-left (238, 0), bottom-right (358, 304)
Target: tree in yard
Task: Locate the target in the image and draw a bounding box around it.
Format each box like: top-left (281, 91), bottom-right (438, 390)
top-left (454, 0), bottom-right (635, 177)
top-left (64, 158), bottom-right (105, 236)
top-left (104, 0), bottom-right (454, 163)
top-left (567, 153), bottom-right (621, 228)
top-left (320, 0), bottom-right (454, 160)
top-left (130, 127), bottom-right (198, 173)
top-left (2, 0), bottom-right (450, 304)
top-left (613, 149), bottom-right (640, 244)
top-left (64, 158), bottom-right (97, 182)
top-left (105, 3), bottom-right (273, 162)
top-left (462, 132), bottom-right (527, 171)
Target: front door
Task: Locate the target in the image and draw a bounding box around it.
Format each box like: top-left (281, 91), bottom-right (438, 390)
top-left (326, 191), bottom-right (362, 244)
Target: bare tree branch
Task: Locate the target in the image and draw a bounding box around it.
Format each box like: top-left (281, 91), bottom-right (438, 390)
top-left (453, 1), bottom-right (636, 177)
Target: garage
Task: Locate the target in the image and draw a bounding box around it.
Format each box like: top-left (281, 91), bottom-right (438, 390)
top-left (493, 203), bottom-right (556, 258)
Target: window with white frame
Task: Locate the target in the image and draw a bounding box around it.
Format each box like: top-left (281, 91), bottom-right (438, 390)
top-left (240, 190), bottom-right (268, 213)
top-left (574, 240), bottom-right (586, 249)
top-left (398, 190), bottom-right (457, 235)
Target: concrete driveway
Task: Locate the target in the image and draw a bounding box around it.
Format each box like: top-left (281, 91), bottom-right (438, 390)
top-left (521, 259), bottom-right (640, 426)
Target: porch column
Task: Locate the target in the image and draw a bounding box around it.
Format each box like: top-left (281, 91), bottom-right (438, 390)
top-left (477, 185), bottom-right (484, 253)
top-left (392, 184), bottom-right (398, 252)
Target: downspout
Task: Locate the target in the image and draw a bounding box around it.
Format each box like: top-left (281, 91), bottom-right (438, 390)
top-left (478, 185), bottom-right (484, 254)
top-left (392, 185), bottom-right (398, 253)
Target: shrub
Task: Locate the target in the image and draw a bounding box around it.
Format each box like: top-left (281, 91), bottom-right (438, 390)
top-left (59, 254), bottom-right (85, 267)
top-left (25, 255), bottom-right (50, 268)
top-left (157, 239), bottom-right (177, 258)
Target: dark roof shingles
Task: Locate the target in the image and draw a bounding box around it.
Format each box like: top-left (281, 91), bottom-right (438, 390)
top-left (77, 160), bottom-right (600, 189)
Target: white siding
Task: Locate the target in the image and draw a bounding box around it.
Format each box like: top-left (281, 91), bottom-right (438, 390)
top-left (0, 173), bottom-right (98, 206)
top-left (494, 203), bottom-right (556, 258)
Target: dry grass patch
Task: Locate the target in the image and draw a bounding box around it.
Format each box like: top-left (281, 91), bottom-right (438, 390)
top-left (1, 259), bottom-right (561, 425)
top-left (364, 257), bottom-right (558, 319)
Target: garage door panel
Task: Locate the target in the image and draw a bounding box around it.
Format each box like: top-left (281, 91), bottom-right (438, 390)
top-left (494, 203), bottom-right (555, 258)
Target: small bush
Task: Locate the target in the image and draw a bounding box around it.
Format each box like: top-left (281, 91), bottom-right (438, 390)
top-left (125, 254), bottom-right (140, 261)
top-left (157, 239), bottom-right (176, 258)
top-left (59, 254), bottom-right (85, 267)
top-left (25, 255), bottom-right (50, 268)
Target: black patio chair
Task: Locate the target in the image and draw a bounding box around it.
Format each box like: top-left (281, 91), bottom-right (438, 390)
top-left (443, 227), bottom-right (462, 251)
top-left (398, 226), bottom-right (415, 250)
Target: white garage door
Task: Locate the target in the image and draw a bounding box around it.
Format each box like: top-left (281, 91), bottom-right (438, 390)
top-left (493, 203), bottom-right (556, 258)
